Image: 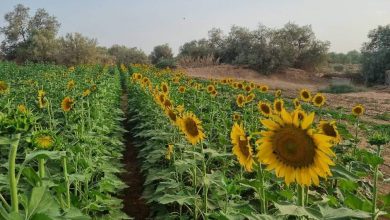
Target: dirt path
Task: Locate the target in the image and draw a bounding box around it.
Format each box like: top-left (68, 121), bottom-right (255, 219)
top-left (120, 82), bottom-right (150, 219)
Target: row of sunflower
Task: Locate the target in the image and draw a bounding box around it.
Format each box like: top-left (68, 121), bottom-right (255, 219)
top-left (126, 63), bottom-right (389, 219)
top-left (0, 62), bottom-right (128, 219)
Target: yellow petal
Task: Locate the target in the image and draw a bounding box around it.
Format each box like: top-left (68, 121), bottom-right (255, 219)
top-left (261, 119), bottom-right (280, 130)
top-left (301, 112), bottom-right (315, 129)
top-left (281, 109), bottom-right (293, 124)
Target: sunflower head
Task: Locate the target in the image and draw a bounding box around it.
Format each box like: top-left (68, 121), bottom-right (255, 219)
top-left (352, 104), bottom-right (364, 116)
top-left (178, 86), bottom-right (186, 93)
top-left (312, 93), bottom-right (326, 107)
top-left (245, 85), bottom-right (252, 92)
top-left (17, 104), bottom-right (28, 114)
top-left (293, 98), bottom-right (300, 109)
top-left (246, 93), bottom-right (255, 103)
top-left (233, 82), bottom-right (238, 89)
top-left (61, 97), bottom-right (74, 112)
top-left (258, 101), bottom-right (272, 117)
top-left (237, 83), bottom-right (243, 89)
top-left (300, 89), bottom-right (312, 102)
top-left (207, 85), bottom-right (215, 93)
top-left (67, 80), bottom-right (75, 90)
top-left (163, 98), bottom-right (173, 109)
top-left (250, 82), bottom-right (255, 88)
top-left (233, 112), bottom-right (241, 121)
top-left (210, 90), bottom-right (218, 97)
top-left (257, 109), bottom-right (335, 186)
top-left (275, 89), bottom-right (282, 98)
top-left (273, 98), bottom-right (284, 113)
top-left (161, 82), bottom-right (169, 94)
top-left (260, 85), bottom-right (269, 92)
top-left (0, 80), bottom-right (9, 94)
top-left (318, 120), bottom-right (341, 144)
top-left (165, 107), bottom-right (178, 125)
top-left (82, 89), bottom-right (91, 97)
top-left (231, 123), bottom-right (254, 172)
top-left (91, 84), bottom-right (97, 91)
top-left (38, 90), bottom-right (47, 109)
top-left (178, 112), bottom-right (205, 145)
top-left (236, 94), bottom-right (245, 107)
top-left (32, 131), bottom-right (55, 150)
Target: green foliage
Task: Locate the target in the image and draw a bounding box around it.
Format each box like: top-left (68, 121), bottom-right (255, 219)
top-left (361, 24), bottom-right (390, 85)
top-left (108, 44), bottom-right (149, 65)
top-left (149, 44), bottom-right (173, 65)
top-left (328, 50), bottom-right (362, 64)
top-left (155, 58), bottom-right (176, 69)
top-left (333, 64), bottom-right (344, 72)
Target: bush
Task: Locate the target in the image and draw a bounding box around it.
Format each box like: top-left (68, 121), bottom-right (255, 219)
top-left (320, 85), bottom-right (360, 94)
top-left (333, 64), bottom-right (344, 72)
top-left (155, 58), bottom-right (176, 69)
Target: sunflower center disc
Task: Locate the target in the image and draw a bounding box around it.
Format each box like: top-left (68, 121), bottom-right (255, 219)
top-left (261, 105), bottom-right (270, 114)
top-left (185, 118), bottom-right (199, 136)
top-left (272, 126), bottom-right (315, 168)
top-left (238, 136), bottom-right (250, 157)
top-left (322, 123), bottom-right (337, 137)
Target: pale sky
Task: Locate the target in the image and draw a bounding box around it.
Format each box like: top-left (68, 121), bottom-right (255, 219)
top-left (0, 0), bottom-right (389, 54)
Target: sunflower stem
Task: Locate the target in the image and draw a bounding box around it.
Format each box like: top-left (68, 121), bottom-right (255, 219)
top-left (372, 144), bottom-right (381, 220)
top-left (193, 146), bottom-right (198, 220)
top-left (38, 158), bottom-right (46, 181)
top-left (257, 163), bottom-right (267, 214)
top-left (9, 133), bottom-right (21, 213)
top-left (297, 184), bottom-right (305, 207)
top-left (354, 117), bottom-right (359, 155)
top-left (62, 157), bottom-right (71, 208)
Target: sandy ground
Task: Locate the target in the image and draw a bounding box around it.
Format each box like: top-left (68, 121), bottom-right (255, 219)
top-left (183, 64), bottom-right (390, 194)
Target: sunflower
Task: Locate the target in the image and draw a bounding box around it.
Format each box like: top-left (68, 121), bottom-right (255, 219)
top-left (207, 85), bottom-right (215, 93)
top-left (156, 93), bottom-right (166, 105)
top-left (299, 89), bottom-right (311, 102)
top-left (237, 83), bottom-right (243, 90)
top-left (250, 82), bottom-right (255, 88)
top-left (352, 104), bottom-right (364, 116)
top-left (246, 93), bottom-right (255, 103)
top-left (312, 93), bottom-right (326, 107)
top-left (273, 98), bottom-right (284, 114)
top-left (67, 80), bottom-right (75, 90)
top-left (210, 90), bottom-right (217, 97)
top-left (82, 89), bottom-right (91, 97)
top-left (291, 108), bottom-right (307, 124)
top-left (260, 85), bottom-right (269, 93)
top-left (173, 77), bottom-right (180, 83)
top-left (165, 144), bottom-right (174, 160)
top-left (0, 80), bottom-right (9, 94)
top-left (165, 107), bottom-right (178, 124)
top-left (231, 123), bottom-right (254, 172)
top-left (176, 105), bottom-right (185, 114)
top-left (318, 121), bottom-right (341, 144)
top-left (91, 84), bottom-right (97, 91)
top-left (233, 112), bottom-right (241, 121)
top-left (178, 86), bottom-right (186, 93)
top-left (233, 82), bottom-right (238, 89)
top-left (236, 94), bottom-right (245, 107)
top-left (161, 82), bottom-right (169, 94)
top-left (258, 101), bottom-right (272, 117)
top-left (32, 132), bottom-right (55, 149)
top-left (293, 98), bottom-right (300, 109)
top-left (61, 97), bottom-right (74, 112)
top-left (275, 89), bottom-right (282, 98)
top-left (179, 112), bottom-right (205, 145)
top-left (163, 98), bottom-right (173, 109)
top-left (256, 109), bottom-right (335, 186)
top-left (38, 90), bottom-right (47, 109)
top-left (245, 85), bottom-right (252, 92)
top-left (17, 104), bottom-right (28, 114)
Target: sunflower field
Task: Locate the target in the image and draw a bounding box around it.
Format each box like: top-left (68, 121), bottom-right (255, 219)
top-left (0, 62), bottom-right (128, 219)
top-left (126, 64), bottom-right (390, 219)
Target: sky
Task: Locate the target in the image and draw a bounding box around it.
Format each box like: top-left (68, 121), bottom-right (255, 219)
top-left (0, 0), bottom-right (389, 54)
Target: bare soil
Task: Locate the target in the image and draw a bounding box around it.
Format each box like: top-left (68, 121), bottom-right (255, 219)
top-left (120, 84), bottom-right (150, 219)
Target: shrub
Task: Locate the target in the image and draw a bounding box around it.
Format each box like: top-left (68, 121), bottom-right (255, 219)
top-left (333, 64), bottom-right (344, 72)
top-left (156, 58), bottom-right (176, 69)
top-left (320, 85), bottom-right (360, 94)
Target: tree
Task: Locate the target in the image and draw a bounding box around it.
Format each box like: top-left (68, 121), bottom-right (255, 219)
top-left (0, 4), bottom-right (60, 62)
top-left (108, 45), bottom-right (149, 65)
top-left (361, 24), bottom-right (390, 85)
top-left (149, 44), bottom-right (173, 64)
top-left (55, 33), bottom-right (99, 66)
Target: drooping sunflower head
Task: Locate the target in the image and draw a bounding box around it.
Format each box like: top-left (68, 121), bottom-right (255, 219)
top-left (0, 80), bottom-right (9, 94)
top-left (318, 120), bottom-right (341, 144)
top-left (165, 107), bottom-right (178, 125)
top-left (32, 131), bottom-right (55, 150)
top-left (210, 90), bottom-right (218, 97)
top-left (61, 97), bottom-right (74, 112)
top-left (156, 93), bottom-right (166, 105)
top-left (82, 89), bottom-right (91, 97)
top-left (163, 98), bottom-right (173, 109)
top-left (275, 89), bottom-right (282, 97)
top-left (352, 104), bottom-right (364, 116)
top-left (293, 98), bottom-right (301, 109)
top-left (312, 93), bottom-right (326, 107)
top-left (161, 82), bottom-right (169, 94)
top-left (257, 109), bottom-right (335, 186)
top-left (38, 90), bottom-right (47, 109)
top-left (178, 112), bottom-right (205, 145)
top-left (230, 123), bottom-right (254, 172)
top-left (260, 85), bottom-right (269, 93)
top-left (246, 93), bottom-right (255, 103)
top-left (273, 98), bottom-right (284, 113)
top-left (299, 89), bottom-right (312, 102)
top-left (207, 85), bottom-right (215, 93)
top-left (236, 94), bottom-right (245, 107)
top-left (17, 104), bottom-right (28, 114)
top-left (233, 112), bottom-right (241, 121)
top-left (165, 144), bottom-right (174, 160)
top-left (67, 80), bottom-right (75, 90)
top-left (178, 86), bottom-right (186, 93)
top-left (258, 101), bottom-right (272, 117)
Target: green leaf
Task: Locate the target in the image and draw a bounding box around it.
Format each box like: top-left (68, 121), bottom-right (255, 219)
top-left (27, 187), bottom-right (61, 219)
top-left (331, 164), bottom-right (358, 180)
top-left (62, 207), bottom-right (91, 220)
top-left (274, 202), bottom-right (321, 219)
top-left (316, 204), bottom-right (371, 219)
top-left (22, 167), bottom-right (41, 186)
top-left (25, 150), bottom-right (66, 163)
top-left (157, 194), bottom-right (195, 206)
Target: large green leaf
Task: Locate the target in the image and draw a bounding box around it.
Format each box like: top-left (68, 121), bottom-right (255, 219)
top-left (26, 187), bottom-right (61, 220)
